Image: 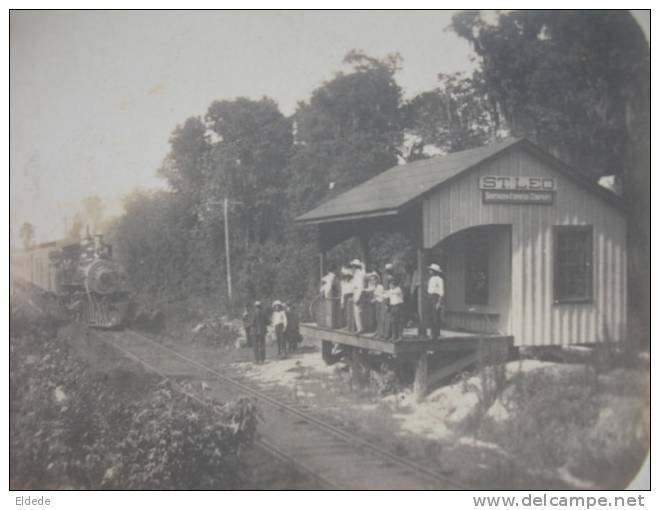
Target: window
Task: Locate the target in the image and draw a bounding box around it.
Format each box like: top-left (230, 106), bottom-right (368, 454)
top-left (465, 231), bottom-right (489, 305)
top-left (554, 226), bottom-right (593, 303)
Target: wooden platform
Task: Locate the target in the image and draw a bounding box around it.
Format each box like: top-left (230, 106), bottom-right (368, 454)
top-left (300, 322), bottom-right (513, 355)
top-left (300, 322), bottom-right (514, 402)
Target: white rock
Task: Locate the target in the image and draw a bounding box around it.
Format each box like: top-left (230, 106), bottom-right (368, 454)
top-left (54, 386), bottom-right (67, 403)
top-left (486, 399), bottom-right (510, 423)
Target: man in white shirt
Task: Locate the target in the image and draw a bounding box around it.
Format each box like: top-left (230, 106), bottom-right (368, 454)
top-left (320, 270), bottom-right (339, 328)
top-left (387, 278), bottom-right (405, 341)
top-left (350, 259), bottom-right (366, 333)
top-left (427, 263), bottom-right (445, 340)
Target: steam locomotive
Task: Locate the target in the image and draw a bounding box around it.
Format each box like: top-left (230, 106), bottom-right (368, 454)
top-left (11, 233), bottom-right (133, 328)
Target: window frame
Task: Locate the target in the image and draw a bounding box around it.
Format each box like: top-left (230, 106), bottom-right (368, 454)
top-left (553, 225), bottom-right (594, 305)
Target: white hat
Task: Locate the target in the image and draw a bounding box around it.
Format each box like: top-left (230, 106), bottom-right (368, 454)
top-left (272, 300), bottom-right (282, 308)
top-left (428, 263), bottom-right (443, 274)
top-left (384, 263), bottom-right (394, 271)
top-left (366, 271), bottom-right (380, 281)
top-left (350, 258), bottom-right (362, 267)
top-left (254, 300), bottom-right (262, 307)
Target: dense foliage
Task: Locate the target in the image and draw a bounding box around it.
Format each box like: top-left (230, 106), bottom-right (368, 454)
top-left (10, 304), bottom-right (258, 489)
top-left (111, 16), bottom-right (649, 337)
top-left (111, 51), bottom-right (418, 312)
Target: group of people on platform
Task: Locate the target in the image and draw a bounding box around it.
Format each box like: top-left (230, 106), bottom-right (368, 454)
top-left (319, 259), bottom-right (445, 342)
top-left (242, 300), bottom-right (302, 364)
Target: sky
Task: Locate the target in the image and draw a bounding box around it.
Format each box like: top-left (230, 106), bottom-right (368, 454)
top-left (10, 10), bottom-right (478, 244)
top-left (10, 10), bottom-right (650, 244)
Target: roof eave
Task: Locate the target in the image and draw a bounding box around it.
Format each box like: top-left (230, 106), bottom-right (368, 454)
top-left (294, 208), bottom-right (401, 226)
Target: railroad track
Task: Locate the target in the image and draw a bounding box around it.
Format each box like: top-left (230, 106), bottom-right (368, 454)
top-left (98, 328), bottom-right (466, 490)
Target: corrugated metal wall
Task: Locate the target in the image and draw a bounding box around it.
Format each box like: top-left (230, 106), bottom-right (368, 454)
top-left (423, 148), bottom-right (627, 346)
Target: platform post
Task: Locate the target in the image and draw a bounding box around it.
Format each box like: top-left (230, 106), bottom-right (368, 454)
top-left (358, 233), bottom-right (370, 267)
top-left (319, 251), bottom-right (326, 281)
top-left (321, 340), bottom-right (334, 365)
top-left (413, 351), bottom-right (429, 402)
top-left (416, 246), bottom-right (428, 339)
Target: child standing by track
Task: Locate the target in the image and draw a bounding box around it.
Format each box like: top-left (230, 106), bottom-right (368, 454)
top-left (271, 300), bottom-right (288, 358)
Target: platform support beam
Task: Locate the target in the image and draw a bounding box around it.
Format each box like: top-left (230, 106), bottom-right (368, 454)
top-left (413, 352), bottom-right (429, 402)
top-left (321, 340), bottom-right (334, 364)
top-left (427, 350), bottom-right (479, 391)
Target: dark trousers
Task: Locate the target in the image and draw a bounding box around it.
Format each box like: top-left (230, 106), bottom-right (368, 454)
top-left (253, 334), bottom-right (266, 363)
top-left (389, 304), bottom-right (403, 341)
top-left (377, 302), bottom-right (390, 340)
top-left (430, 301), bottom-right (443, 340)
top-left (275, 324), bottom-right (287, 356)
top-left (286, 329), bottom-right (299, 352)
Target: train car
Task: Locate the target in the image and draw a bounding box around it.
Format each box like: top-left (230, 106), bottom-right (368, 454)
top-left (11, 234), bottom-right (133, 329)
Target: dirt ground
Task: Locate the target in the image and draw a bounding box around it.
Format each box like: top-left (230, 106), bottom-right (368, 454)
top-left (147, 308), bottom-right (650, 490)
top-left (27, 287), bottom-right (647, 490)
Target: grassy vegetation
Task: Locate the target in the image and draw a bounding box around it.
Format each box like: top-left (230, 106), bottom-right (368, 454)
top-left (10, 299), bottom-right (258, 489)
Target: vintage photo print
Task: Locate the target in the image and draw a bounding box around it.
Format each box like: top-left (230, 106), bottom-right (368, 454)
top-left (9, 10), bottom-right (650, 492)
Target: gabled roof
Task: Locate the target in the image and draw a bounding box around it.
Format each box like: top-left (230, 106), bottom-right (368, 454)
top-left (295, 137), bottom-right (624, 225)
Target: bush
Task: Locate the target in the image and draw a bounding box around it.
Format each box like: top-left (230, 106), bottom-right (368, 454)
top-left (10, 308), bottom-right (258, 489)
top-left (108, 387), bottom-right (258, 489)
top-left (476, 365), bottom-right (602, 475)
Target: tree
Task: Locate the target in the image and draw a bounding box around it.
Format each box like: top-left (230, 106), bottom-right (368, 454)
top-left (113, 190), bottom-right (202, 296)
top-left (19, 222), bottom-right (34, 250)
top-left (288, 50), bottom-right (405, 216)
top-left (158, 117), bottom-right (211, 197)
top-left (204, 97), bottom-right (293, 245)
top-left (452, 10), bottom-right (650, 345)
top-left (403, 71), bottom-right (500, 157)
top-left (451, 10), bottom-right (649, 180)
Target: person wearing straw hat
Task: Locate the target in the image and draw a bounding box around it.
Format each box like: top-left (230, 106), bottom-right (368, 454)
top-left (386, 276), bottom-right (405, 342)
top-left (427, 263), bottom-right (445, 340)
top-left (350, 259), bottom-right (366, 333)
top-left (340, 266), bottom-right (354, 330)
top-left (320, 268), bottom-right (340, 328)
top-left (251, 301), bottom-right (269, 364)
top-left (362, 271), bottom-right (380, 333)
top-left (382, 262), bottom-right (396, 289)
top-left (271, 300), bottom-right (288, 358)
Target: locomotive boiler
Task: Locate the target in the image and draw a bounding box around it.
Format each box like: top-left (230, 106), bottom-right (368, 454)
top-left (12, 233), bottom-right (133, 328)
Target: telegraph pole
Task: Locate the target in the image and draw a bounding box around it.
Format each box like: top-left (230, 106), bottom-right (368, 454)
top-left (208, 198), bottom-right (242, 301)
top-left (223, 197), bottom-right (232, 300)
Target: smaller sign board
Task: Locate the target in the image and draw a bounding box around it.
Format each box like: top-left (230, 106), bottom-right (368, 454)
top-left (482, 189), bottom-right (554, 205)
top-left (480, 176), bottom-right (556, 205)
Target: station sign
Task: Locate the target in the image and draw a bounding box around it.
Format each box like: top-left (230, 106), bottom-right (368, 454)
top-left (479, 176), bottom-right (556, 205)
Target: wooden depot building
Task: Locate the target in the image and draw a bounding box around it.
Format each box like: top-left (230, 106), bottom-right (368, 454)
top-left (295, 138), bottom-right (627, 398)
